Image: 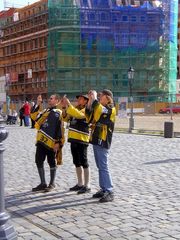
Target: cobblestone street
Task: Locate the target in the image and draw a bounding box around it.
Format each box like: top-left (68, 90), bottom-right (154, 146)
top-left (3, 124), bottom-right (180, 239)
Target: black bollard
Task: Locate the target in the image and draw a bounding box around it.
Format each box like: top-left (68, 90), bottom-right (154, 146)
top-left (0, 117), bottom-right (17, 239)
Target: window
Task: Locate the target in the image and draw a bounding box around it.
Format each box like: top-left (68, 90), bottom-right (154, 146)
top-left (140, 16), bottom-right (146, 22)
top-left (44, 38), bottom-right (47, 47)
top-left (14, 44), bottom-right (17, 53)
top-left (39, 38), bottom-right (42, 48)
top-left (148, 16), bottom-right (157, 23)
top-left (115, 34), bottom-right (121, 46)
top-left (139, 33), bottom-right (147, 45)
top-left (24, 42), bottom-right (27, 51)
top-left (81, 0), bottom-right (88, 7)
top-left (122, 16), bottom-right (128, 22)
top-left (7, 46), bottom-right (10, 55)
top-left (81, 13), bottom-right (85, 21)
top-left (122, 81), bottom-right (128, 87)
top-left (18, 74), bottom-right (24, 82)
top-left (113, 14), bottom-right (118, 22)
top-left (101, 12), bottom-right (108, 21)
top-left (100, 75), bottom-right (108, 85)
top-left (30, 40), bottom-right (33, 50)
top-left (121, 33), bottom-right (129, 46)
top-left (148, 33), bottom-right (158, 42)
top-left (131, 16), bottom-right (137, 22)
top-left (3, 48), bottom-right (6, 56)
top-left (130, 34), bottom-right (137, 44)
top-left (89, 13), bottom-right (96, 21)
top-left (139, 71), bottom-right (147, 81)
top-left (34, 39), bottom-right (38, 48)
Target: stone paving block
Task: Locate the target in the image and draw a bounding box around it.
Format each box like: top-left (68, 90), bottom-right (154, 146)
top-left (99, 234), bottom-right (117, 240)
top-left (66, 238), bottom-right (80, 240)
top-left (4, 127), bottom-right (180, 240)
top-left (56, 231), bottom-right (77, 239)
top-left (83, 235), bottom-right (100, 240)
top-left (88, 228), bottom-right (107, 236)
top-left (161, 238), bottom-right (179, 240)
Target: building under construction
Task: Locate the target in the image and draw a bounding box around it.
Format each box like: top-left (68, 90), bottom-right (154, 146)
top-left (0, 0), bottom-right (48, 102)
top-left (0, 0), bottom-right (178, 102)
top-left (48, 0), bottom-right (178, 101)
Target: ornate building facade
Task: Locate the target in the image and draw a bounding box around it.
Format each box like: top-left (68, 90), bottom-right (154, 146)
top-left (0, 0), bottom-right (48, 102)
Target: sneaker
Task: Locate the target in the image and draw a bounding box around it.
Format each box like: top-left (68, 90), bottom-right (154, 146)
top-left (32, 183), bottom-right (47, 192)
top-left (92, 189), bottom-right (105, 198)
top-left (99, 191), bottom-right (114, 203)
top-left (44, 184), bottom-right (55, 192)
top-left (69, 184), bottom-right (83, 191)
top-left (77, 186), bottom-right (91, 194)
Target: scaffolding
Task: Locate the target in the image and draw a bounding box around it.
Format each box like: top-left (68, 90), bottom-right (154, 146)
top-left (48, 0), bottom-right (178, 101)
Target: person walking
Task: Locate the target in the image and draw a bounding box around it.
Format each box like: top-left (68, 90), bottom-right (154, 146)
top-left (23, 98), bottom-right (31, 127)
top-left (19, 102), bottom-right (25, 126)
top-left (32, 94), bottom-right (63, 192)
top-left (61, 94), bottom-right (91, 194)
top-left (85, 89), bottom-right (116, 203)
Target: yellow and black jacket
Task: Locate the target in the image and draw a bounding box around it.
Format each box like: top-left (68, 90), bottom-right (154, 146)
top-left (30, 104), bottom-right (43, 121)
top-left (63, 104), bottom-right (89, 145)
top-left (30, 105), bottom-right (43, 121)
top-left (34, 107), bottom-right (63, 151)
top-left (85, 100), bottom-right (116, 149)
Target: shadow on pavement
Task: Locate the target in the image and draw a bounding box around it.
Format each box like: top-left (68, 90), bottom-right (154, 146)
top-left (144, 158), bottom-right (180, 165)
top-left (5, 190), bottom-right (85, 206)
top-left (8, 196), bottom-right (99, 218)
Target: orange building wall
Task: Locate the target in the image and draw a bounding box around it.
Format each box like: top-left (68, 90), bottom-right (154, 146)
top-left (0, 0), bottom-right (48, 102)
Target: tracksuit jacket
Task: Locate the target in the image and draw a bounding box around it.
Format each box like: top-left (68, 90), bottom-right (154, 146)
top-left (63, 104), bottom-right (89, 145)
top-left (85, 100), bottom-right (116, 149)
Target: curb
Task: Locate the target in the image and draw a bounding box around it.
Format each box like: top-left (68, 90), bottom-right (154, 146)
top-left (115, 128), bottom-right (180, 138)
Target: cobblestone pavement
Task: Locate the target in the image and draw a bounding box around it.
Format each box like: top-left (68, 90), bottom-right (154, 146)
top-left (3, 124), bottom-right (180, 239)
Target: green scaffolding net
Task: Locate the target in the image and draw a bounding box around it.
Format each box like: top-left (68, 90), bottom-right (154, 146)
top-left (48, 0), bottom-right (178, 102)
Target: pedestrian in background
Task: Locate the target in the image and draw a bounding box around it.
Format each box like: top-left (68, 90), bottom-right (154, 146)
top-left (23, 98), bottom-right (31, 127)
top-left (32, 94), bottom-right (63, 192)
top-left (30, 101), bottom-right (35, 128)
top-left (61, 94), bottom-right (91, 194)
top-left (86, 89), bottom-right (116, 203)
top-left (19, 102), bottom-right (25, 126)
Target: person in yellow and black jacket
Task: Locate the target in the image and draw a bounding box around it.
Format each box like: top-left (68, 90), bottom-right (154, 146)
top-left (31, 94), bottom-right (63, 192)
top-left (30, 94), bottom-right (43, 128)
top-left (85, 89), bottom-right (116, 203)
top-left (61, 94), bottom-right (91, 194)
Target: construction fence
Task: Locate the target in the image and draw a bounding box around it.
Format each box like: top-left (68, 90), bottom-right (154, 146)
top-left (1, 100), bottom-right (177, 116)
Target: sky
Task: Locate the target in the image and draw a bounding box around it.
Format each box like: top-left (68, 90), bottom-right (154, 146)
top-left (0, 0), bottom-right (39, 11)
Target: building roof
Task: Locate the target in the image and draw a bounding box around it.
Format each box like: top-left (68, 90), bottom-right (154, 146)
top-left (0, 8), bottom-right (15, 19)
top-left (17, 0), bottom-right (47, 12)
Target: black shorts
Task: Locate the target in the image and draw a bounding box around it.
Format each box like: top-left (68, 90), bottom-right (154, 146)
top-left (35, 143), bottom-right (56, 168)
top-left (70, 142), bottom-right (89, 168)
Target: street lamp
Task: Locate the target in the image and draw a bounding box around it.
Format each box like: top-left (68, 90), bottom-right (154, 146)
top-left (128, 66), bottom-right (135, 133)
top-left (0, 116), bottom-right (17, 239)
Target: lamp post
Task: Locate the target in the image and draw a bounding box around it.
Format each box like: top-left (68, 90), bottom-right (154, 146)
top-left (0, 116), bottom-right (17, 239)
top-left (128, 67), bottom-right (135, 133)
